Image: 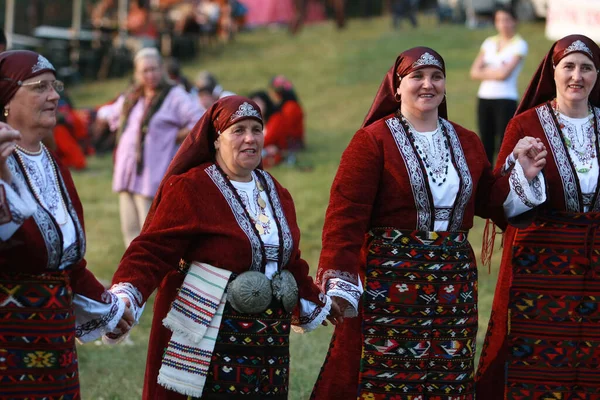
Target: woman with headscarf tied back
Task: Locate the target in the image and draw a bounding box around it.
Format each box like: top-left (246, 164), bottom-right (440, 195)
top-left (310, 47), bottom-right (548, 400)
top-left (477, 34), bottom-right (600, 399)
top-left (107, 95), bottom-right (337, 399)
top-left (0, 50), bottom-right (133, 399)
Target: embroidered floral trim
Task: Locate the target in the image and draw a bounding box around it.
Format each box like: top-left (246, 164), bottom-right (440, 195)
top-left (8, 156), bottom-right (62, 269)
top-left (206, 164), bottom-right (263, 271)
top-left (564, 40), bottom-right (594, 59)
top-left (256, 170), bottom-right (293, 266)
top-left (412, 52), bottom-right (443, 70)
top-left (537, 104), bottom-right (581, 212)
top-left (31, 55), bottom-right (55, 73)
top-left (443, 119), bottom-right (473, 231)
top-left (591, 106), bottom-right (600, 212)
top-left (111, 282), bottom-right (144, 309)
top-left (583, 193), bottom-right (594, 207)
top-left (318, 269), bottom-right (359, 289)
top-left (292, 296), bottom-right (332, 334)
top-left (434, 207), bottom-right (452, 221)
top-left (326, 278), bottom-right (362, 318)
top-left (230, 102), bottom-right (261, 122)
top-left (75, 292), bottom-right (123, 342)
top-left (386, 117), bottom-right (432, 231)
top-left (509, 161), bottom-right (545, 209)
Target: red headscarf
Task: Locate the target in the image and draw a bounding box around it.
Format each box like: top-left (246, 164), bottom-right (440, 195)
top-left (362, 47), bottom-right (447, 128)
top-left (516, 34), bottom-right (600, 115)
top-left (0, 50), bottom-right (56, 110)
top-left (142, 95), bottom-right (263, 229)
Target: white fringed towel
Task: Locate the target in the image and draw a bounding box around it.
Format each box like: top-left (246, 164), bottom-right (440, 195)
top-left (158, 262), bottom-right (231, 398)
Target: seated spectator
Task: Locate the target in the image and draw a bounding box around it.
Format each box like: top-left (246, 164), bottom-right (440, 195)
top-left (194, 71), bottom-right (234, 109)
top-left (262, 75), bottom-right (305, 167)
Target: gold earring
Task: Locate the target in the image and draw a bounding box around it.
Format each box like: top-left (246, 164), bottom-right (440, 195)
top-left (3, 109), bottom-right (8, 117)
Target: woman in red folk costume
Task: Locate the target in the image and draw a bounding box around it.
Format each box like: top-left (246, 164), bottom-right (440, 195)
top-left (107, 95), bottom-right (337, 399)
top-left (477, 34), bottom-right (600, 399)
top-left (0, 50), bottom-right (133, 400)
top-left (310, 47), bottom-right (547, 400)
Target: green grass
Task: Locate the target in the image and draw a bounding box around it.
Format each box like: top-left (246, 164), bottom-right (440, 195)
top-left (70, 14), bottom-right (552, 399)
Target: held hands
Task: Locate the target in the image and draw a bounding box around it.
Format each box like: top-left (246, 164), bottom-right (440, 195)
top-left (0, 122), bottom-right (21, 184)
top-left (108, 296), bottom-right (135, 340)
top-left (512, 136), bottom-right (547, 182)
top-left (322, 296), bottom-right (351, 326)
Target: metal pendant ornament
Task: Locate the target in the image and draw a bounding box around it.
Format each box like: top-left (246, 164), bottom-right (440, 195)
top-left (271, 270), bottom-right (299, 313)
top-left (227, 271), bottom-right (273, 314)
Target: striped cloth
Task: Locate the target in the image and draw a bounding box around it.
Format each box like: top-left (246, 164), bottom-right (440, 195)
top-left (158, 262), bottom-right (231, 398)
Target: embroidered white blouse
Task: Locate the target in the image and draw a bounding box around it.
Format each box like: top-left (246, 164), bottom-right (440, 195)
top-left (231, 175), bottom-right (331, 333)
top-left (327, 125), bottom-right (547, 317)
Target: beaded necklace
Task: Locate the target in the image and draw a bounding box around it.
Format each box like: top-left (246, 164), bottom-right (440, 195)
top-left (398, 112), bottom-right (451, 186)
top-left (14, 143), bottom-right (69, 225)
top-left (551, 99), bottom-right (596, 174)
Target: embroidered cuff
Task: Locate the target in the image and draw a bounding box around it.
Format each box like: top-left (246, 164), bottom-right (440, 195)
top-left (292, 294), bottom-right (332, 334)
top-left (0, 179), bottom-right (37, 241)
top-left (74, 291), bottom-right (126, 343)
top-left (504, 160), bottom-right (546, 218)
top-left (325, 278), bottom-right (363, 318)
top-left (103, 282), bottom-right (146, 343)
top-left (501, 152), bottom-right (516, 176)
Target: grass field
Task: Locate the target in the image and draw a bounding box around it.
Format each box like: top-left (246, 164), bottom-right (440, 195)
top-left (68, 14), bottom-right (553, 399)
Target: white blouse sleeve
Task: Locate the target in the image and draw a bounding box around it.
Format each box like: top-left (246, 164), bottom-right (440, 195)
top-left (324, 277), bottom-right (363, 318)
top-left (102, 282), bottom-right (146, 343)
top-left (292, 294), bottom-right (332, 334)
top-left (503, 154), bottom-right (547, 218)
top-left (73, 291), bottom-right (127, 343)
top-left (0, 178), bottom-right (37, 241)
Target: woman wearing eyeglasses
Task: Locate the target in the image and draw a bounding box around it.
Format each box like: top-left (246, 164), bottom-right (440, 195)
top-left (0, 50), bottom-right (133, 399)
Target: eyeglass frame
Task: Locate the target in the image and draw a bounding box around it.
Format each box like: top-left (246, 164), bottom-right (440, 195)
top-left (0, 77), bottom-right (64, 93)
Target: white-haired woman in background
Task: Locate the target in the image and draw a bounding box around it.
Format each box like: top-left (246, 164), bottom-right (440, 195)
top-left (97, 48), bottom-right (204, 247)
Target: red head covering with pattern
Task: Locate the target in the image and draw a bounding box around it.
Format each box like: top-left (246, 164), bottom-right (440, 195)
top-left (142, 95), bottom-right (263, 229)
top-left (362, 47), bottom-right (447, 128)
top-left (516, 34), bottom-right (600, 115)
top-left (0, 50), bottom-right (56, 109)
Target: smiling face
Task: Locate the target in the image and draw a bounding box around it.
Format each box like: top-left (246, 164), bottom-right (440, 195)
top-left (215, 118), bottom-right (264, 181)
top-left (5, 71), bottom-right (60, 138)
top-left (554, 52), bottom-right (598, 106)
top-left (397, 67), bottom-right (445, 118)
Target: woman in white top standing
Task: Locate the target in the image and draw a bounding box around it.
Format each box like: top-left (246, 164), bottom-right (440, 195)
top-left (470, 6), bottom-right (527, 163)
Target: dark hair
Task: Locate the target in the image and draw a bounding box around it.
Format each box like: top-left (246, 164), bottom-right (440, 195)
top-left (0, 30), bottom-right (6, 47)
top-left (248, 90), bottom-right (275, 121)
top-left (494, 5), bottom-right (517, 21)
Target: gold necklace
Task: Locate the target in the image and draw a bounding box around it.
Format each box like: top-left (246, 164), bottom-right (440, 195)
top-left (14, 144), bottom-right (69, 226)
top-left (251, 179), bottom-right (270, 235)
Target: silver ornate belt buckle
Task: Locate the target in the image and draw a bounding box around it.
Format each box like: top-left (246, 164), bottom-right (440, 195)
top-left (272, 270), bottom-right (299, 313)
top-left (227, 271), bottom-right (272, 314)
